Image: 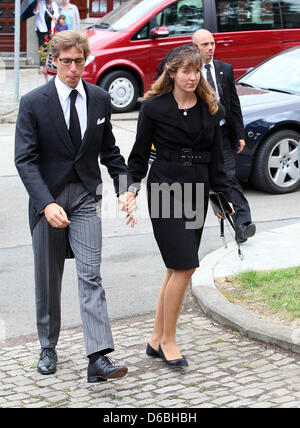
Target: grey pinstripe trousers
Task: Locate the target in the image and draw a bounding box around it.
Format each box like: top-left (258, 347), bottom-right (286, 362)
top-left (32, 182), bottom-right (114, 356)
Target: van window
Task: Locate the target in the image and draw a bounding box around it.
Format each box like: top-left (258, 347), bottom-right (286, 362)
top-left (155, 0), bottom-right (204, 35)
top-left (132, 23), bottom-right (149, 40)
top-left (280, 0), bottom-right (300, 28)
top-left (95, 0), bottom-right (163, 31)
top-left (216, 0), bottom-right (281, 32)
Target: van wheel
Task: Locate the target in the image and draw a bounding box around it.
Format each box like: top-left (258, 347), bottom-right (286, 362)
top-left (99, 71), bottom-right (139, 113)
top-left (250, 130), bottom-right (300, 194)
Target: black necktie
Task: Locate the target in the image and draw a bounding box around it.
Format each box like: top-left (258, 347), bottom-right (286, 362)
top-left (205, 64), bottom-right (216, 91)
top-left (69, 89), bottom-right (81, 153)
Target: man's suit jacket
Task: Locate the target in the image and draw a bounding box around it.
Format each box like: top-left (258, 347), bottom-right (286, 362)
top-left (213, 59), bottom-right (245, 149)
top-left (15, 77), bottom-right (132, 236)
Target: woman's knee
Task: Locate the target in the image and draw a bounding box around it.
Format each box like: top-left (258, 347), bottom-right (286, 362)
top-left (174, 268), bottom-right (196, 279)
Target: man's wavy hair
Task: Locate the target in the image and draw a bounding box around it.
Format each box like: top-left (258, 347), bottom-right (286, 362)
top-left (50, 30), bottom-right (90, 60)
top-left (146, 44), bottom-right (218, 115)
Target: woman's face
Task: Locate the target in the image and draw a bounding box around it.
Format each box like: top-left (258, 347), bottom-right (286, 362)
top-left (171, 61), bottom-right (201, 94)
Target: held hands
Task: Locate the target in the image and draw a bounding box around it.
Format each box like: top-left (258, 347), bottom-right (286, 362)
top-left (236, 139), bottom-right (245, 154)
top-left (118, 192), bottom-right (137, 228)
top-left (44, 203), bottom-right (71, 228)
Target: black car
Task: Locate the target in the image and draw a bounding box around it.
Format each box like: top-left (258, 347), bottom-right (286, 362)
top-left (236, 46), bottom-right (300, 194)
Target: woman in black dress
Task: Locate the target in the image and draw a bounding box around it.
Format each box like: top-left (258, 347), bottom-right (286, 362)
top-left (128, 45), bottom-right (233, 367)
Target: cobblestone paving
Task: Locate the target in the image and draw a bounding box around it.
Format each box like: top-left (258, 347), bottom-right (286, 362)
top-left (1, 302), bottom-right (300, 408)
top-left (0, 67), bottom-right (45, 104)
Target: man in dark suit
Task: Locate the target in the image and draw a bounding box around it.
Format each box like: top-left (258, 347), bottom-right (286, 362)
top-left (15, 30), bottom-right (136, 382)
top-left (193, 29), bottom-right (256, 244)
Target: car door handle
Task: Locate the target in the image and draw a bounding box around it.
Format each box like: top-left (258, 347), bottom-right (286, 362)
top-left (216, 39), bottom-right (234, 46)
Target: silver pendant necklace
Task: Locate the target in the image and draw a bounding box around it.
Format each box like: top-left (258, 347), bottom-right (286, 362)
top-left (174, 93), bottom-right (196, 117)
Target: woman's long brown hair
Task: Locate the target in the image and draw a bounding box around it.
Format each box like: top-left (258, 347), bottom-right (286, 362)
top-left (145, 45), bottom-right (218, 115)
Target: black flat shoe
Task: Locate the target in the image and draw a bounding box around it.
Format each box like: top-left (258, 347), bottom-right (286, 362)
top-left (158, 345), bottom-right (188, 367)
top-left (87, 355), bottom-right (128, 383)
top-left (37, 348), bottom-right (57, 375)
top-left (146, 343), bottom-right (161, 358)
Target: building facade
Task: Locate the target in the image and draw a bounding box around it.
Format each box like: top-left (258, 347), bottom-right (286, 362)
top-left (0, 0), bottom-right (128, 63)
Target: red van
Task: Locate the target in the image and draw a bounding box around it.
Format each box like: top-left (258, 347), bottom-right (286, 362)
top-left (46, 0), bottom-right (300, 112)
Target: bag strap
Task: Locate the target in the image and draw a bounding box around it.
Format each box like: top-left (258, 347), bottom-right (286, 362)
top-left (218, 198), bottom-right (244, 261)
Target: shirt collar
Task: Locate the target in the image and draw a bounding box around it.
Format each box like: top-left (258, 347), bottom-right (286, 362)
top-left (55, 76), bottom-right (86, 101)
top-left (205, 60), bottom-right (214, 69)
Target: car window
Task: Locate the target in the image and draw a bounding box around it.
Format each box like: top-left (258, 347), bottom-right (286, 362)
top-left (280, 0), bottom-right (300, 28)
top-left (132, 23), bottom-right (150, 40)
top-left (216, 0), bottom-right (281, 31)
top-left (238, 49), bottom-right (300, 95)
top-left (155, 0), bottom-right (204, 36)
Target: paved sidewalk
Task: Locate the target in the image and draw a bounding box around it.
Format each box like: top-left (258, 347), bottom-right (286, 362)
top-left (0, 67), bottom-right (45, 122)
top-left (1, 303), bottom-right (300, 409)
top-left (192, 222), bottom-right (300, 355)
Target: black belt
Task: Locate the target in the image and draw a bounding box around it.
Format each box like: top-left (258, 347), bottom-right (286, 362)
top-left (156, 149), bottom-right (211, 167)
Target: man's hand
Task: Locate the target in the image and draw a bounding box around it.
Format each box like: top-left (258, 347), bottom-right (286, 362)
top-left (118, 192), bottom-right (137, 228)
top-left (44, 203), bottom-right (71, 228)
top-left (236, 139), bottom-right (245, 154)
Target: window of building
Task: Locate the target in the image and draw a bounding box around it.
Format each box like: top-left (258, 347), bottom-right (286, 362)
top-left (91, 0), bottom-right (129, 17)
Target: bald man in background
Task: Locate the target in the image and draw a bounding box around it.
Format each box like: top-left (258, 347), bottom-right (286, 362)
top-left (193, 29), bottom-right (256, 244)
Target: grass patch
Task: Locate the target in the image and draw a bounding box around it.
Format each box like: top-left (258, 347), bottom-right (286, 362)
top-left (231, 266), bottom-right (300, 320)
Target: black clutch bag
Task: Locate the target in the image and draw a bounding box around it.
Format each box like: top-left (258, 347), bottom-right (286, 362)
top-left (209, 192), bottom-right (244, 260)
top-left (209, 192), bottom-right (234, 218)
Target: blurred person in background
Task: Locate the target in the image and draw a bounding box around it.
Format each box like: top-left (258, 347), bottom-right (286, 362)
top-left (59, 0), bottom-right (81, 31)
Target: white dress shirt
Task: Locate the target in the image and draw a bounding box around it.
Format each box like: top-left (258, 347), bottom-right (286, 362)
top-left (202, 60), bottom-right (225, 126)
top-left (55, 76), bottom-right (87, 140)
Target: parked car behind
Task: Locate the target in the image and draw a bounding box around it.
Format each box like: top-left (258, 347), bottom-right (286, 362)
top-left (149, 46), bottom-right (300, 194)
top-left (45, 0), bottom-right (300, 113)
top-left (235, 46), bottom-right (300, 194)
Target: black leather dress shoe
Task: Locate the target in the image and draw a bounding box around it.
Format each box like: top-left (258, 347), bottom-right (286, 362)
top-left (87, 355), bottom-right (128, 383)
top-left (158, 345), bottom-right (188, 367)
top-left (146, 343), bottom-right (161, 358)
top-left (235, 222), bottom-right (256, 244)
top-left (37, 348), bottom-right (57, 375)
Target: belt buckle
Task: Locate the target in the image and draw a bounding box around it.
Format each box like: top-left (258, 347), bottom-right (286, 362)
top-left (181, 148), bottom-right (193, 166)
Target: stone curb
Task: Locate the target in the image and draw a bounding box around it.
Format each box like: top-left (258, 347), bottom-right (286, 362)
top-left (191, 240), bottom-right (300, 355)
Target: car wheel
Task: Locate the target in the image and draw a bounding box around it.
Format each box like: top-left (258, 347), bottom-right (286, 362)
top-left (250, 130), bottom-right (300, 194)
top-left (99, 71), bottom-right (139, 113)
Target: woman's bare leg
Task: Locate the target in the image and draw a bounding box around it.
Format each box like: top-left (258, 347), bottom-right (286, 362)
top-left (149, 268), bottom-right (195, 360)
top-left (148, 268), bottom-right (174, 351)
top-left (160, 268), bottom-right (195, 360)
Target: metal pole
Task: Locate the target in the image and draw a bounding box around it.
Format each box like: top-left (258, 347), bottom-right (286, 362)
top-left (14, 0), bottom-right (21, 102)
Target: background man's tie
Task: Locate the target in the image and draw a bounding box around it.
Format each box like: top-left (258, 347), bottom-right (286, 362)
top-left (205, 64), bottom-right (216, 91)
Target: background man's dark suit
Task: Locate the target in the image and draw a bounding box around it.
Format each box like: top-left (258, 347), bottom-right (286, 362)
top-left (213, 59), bottom-right (255, 236)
